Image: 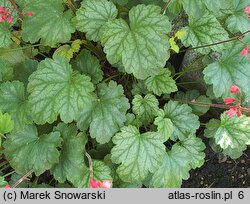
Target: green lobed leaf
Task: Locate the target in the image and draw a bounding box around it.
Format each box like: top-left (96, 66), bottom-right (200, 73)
top-left (204, 113), bottom-right (250, 159)
top-left (101, 4), bottom-right (171, 79)
top-left (0, 112), bottom-right (14, 134)
top-left (132, 94), bottom-right (159, 125)
top-left (111, 125), bottom-right (165, 183)
top-left (203, 37), bottom-right (250, 98)
top-left (226, 0), bottom-right (250, 33)
top-left (3, 125), bottom-right (62, 175)
top-left (154, 109), bottom-right (173, 142)
top-left (152, 145), bottom-right (190, 188)
top-left (51, 123), bottom-right (88, 186)
top-left (74, 0), bottom-right (118, 41)
top-left (72, 49), bottom-right (103, 84)
top-left (28, 56), bottom-right (95, 124)
top-left (145, 68), bottom-right (177, 96)
top-left (181, 12), bottom-right (229, 54)
top-left (159, 100), bottom-right (200, 141)
top-left (77, 81), bottom-right (129, 144)
top-left (21, 0), bottom-right (75, 46)
top-left (179, 134), bottom-right (206, 169)
top-left (174, 90), bottom-right (211, 116)
top-left (0, 81), bottom-right (32, 130)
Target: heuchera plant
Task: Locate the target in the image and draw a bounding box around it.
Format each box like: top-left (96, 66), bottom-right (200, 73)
top-left (0, 0), bottom-right (250, 188)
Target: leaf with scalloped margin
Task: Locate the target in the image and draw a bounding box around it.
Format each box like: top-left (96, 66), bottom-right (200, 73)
top-left (145, 68), bottom-right (177, 96)
top-left (111, 125), bottom-right (165, 183)
top-left (152, 145), bottom-right (190, 188)
top-left (51, 123), bottom-right (88, 186)
top-left (159, 100), bottom-right (200, 141)
top-left (77, 81), bottom-right (129, 144)
top-left (21, 0), bottom-right (75, 46)
top-left (181, 12), bottom-right (229, 54)
top-left (226, 0), bottom-right (250, 33)
top-left (3, 125), bottom-right (62, 175)
top-left (74, 0), bottom-right (118, 41)
top-left (101, 4), bottom-right (171, 79)
top-left (204, 113), bottom-right (250, 157)
top-left (72, 49), bottom-right (103, 84)
top-left (132, 94), bottom-right (159, 125)
top-left (0, 81), bottom-right (32, 130)
top-left (28, 56), bottom-right (95, 124)
top-left (203, 36), bottom-right (250, 98)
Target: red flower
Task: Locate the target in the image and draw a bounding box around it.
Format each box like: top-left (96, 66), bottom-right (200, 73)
top-left (5, 185), bottom-right (11, 188)
top-left (226, 106), bottom-right (237, 118)
top-left (230, 84), bottom-right (240, 94)
top-left (245, 6), bottom-right (250, 14)
top-left (90, 180), bottom-right (101, 188)
top-left (236, 109), bottom-right (242, 117)
top-left (240, 48), bottom-right (249, 56)
top-left (224, 97), bottom-right (236, 104)
top-left (0, 6), bottom-right (4, 12)
top-left (90, 179), bottom-right (112, 188)
top-left (24, 11), bottom-right (33, 16)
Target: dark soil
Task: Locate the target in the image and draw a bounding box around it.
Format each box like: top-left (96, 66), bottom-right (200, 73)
top-left (182, 138), bottom-right (250, 188)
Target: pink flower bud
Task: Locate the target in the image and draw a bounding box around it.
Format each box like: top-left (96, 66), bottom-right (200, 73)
top-left (240, 48), bottom-right (248, 56)
top-left (25, 11), bottom-right (33, 16)
top-left (90, 180), bottom-right (101, 188)
top-left (5, 185), bottom-right (11, 188)
top-left (0, 6), bottom-right (5, 12)
top-left (226, 106), bottom-right (237, 118)
top-left (230, 84), bottom-right (240, 94)
top-left (245, 6), bottom-right (250, 14)
top-left (224, 97), bottom-right (236, 104)
top-left (101, 180), bottom-right (112, 188)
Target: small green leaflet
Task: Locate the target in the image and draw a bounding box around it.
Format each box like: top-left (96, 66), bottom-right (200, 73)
top-left (0, 112), bottom-right (14, 134)
top-left (101, 4), bottom-right (171, 79)
top-left (72, 49), bottom-right (103, 84)
top-left (74, 0), bottom-right (118, 41)
top-left (28, 56), bottom-right (95, 124)
top-left (132, 94), bottom-right (159, 125)
top-left (21, 0), bottom-right (75, 46)
top-left (3, 125), bottom-right (62, 175)
top-left (204, 113), bottom-right (250, 159)
top-left (0, 81), bottom-right (32, 130)
top-left (181, 12), bottom-right (229, 54)
top-left (77, 81), bottom-right (129, 144)
top-left (51, 123), bottom-right (88, 186)
top-left (203, 36), bottom-right (250, 98)
top-left (111, 125), bottom-right (165, 183)
top-left (145, 68), bottom-right (177, 96)
top-left (159, 100), bottom-right (200, 141)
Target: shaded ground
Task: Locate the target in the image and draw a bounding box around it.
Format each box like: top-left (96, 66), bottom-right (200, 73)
top-left (182, 139), bottom-right (250, 188)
